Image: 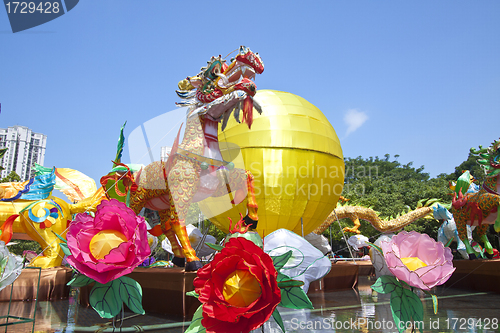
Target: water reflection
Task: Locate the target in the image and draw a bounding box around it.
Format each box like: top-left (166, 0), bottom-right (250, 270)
top-left (253, 276), bottom-right (500, 333)
top-left (1, 276), bottom-right (499, 332)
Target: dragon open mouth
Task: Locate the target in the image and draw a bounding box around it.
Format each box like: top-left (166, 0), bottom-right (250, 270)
top-left (216, 63), bottom-right (256, 89)
top-left (215, 46), bottom-right (263, 95)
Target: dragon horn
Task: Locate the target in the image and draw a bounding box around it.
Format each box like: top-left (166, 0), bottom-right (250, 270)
top-left (470, 145), bottom-right (488, 155)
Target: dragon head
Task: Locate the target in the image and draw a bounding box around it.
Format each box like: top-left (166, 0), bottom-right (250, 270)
top-left (471, 138), bottom-right (500, 178)
top-left (176, 46), bottom-right (264, 130)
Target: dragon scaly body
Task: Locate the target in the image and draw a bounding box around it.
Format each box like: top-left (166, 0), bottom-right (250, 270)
top-left (314, 199), bottom-right (435, 235)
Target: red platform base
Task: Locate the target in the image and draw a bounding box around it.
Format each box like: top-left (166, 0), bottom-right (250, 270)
top-left (80, 263), bottom-right (365, 319)
top-left (309, 261), bottom-right (360, 292)
top-left (79, 267), bottom-right (200, 319)
top-left (127, 267), bottom-right (200, 318)
top-left (444, 259), bottom-right (500, 293)
top-left (0, 266), bottom-right (72, 302)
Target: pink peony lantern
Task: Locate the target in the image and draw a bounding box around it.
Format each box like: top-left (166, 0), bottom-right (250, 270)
top-left (66, 199), bottom-right (151, 284)
top-left (380, 231), bottom-right (455, 290)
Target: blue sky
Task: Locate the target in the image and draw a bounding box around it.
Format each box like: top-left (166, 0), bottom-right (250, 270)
top-left (1, 1), bottom-right (499, 184)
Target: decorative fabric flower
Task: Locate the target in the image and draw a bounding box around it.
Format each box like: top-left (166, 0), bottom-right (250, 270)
top-left (381, 231), bottom-right (455, 290)
top-left (264, 229), bottom-right (331, 293)
top-left (193, 237), bottom-right (281, 333)
top-left (66, 199), bottom-right (150, 284)
top-left (0, 241), bottom-right (23, 292)
top-left (370, 234), bottom-right (395, 278)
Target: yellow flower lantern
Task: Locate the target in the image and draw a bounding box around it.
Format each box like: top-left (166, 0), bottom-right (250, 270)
top-left (199, 90), bottom-right (344, 237)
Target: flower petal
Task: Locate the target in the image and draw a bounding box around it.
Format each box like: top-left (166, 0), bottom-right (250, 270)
top-left (381, 231), bottom-right (456, 290)
top-left (65, 199), bottom-right (151, 284)
top-left (194, 236), bottom-right (280, 332)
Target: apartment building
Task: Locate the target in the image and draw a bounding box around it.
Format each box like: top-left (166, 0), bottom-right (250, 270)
top-left (0, 126), bottom-right (47, 181)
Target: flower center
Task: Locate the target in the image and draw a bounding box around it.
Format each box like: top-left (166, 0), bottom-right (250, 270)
top-left (89, 230), bottom-right (128, 260)
top-left (222, 269), bottom-right (262, 307)
top-left (401, 257), bottom-right (427, 271)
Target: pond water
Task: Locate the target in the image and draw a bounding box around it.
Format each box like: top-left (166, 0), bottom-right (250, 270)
top-left (274, 276), bottom-right (500, 333)
top-left (0, 276), bottom-right (499, 332)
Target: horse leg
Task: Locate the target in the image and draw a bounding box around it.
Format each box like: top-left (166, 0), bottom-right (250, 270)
top-left (213, 169), bottom-right (259, 228)
top-left (495, 210), bottom-right (500, 233)
top-left (456, 217), bottom-right (478, 259)
top-left (244, 170), bottom-right (259, 224)
top-left (476, 224), bottom-right (494, 258)
top-left (454, 228), bottom-right (469, 260)
top-left (167, 161), bottom-right (202, 271)
top-left (169, 219), bottom-right (201, 271)
top-left (129, 187), bottom-right (188, 266)
top-left (157, 209), bottom-right (186, 266)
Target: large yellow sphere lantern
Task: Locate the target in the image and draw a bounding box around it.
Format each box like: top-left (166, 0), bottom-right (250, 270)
top-left (198, 90), bottom-right (344, 237)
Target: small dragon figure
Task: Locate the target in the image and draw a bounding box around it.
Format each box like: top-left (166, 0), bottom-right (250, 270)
top-left (313, 197), bottom-right (437, 235)
top-left (451, 138), bottom-right (500, 259)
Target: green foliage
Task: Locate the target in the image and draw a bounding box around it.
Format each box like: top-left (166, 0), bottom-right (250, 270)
top-left (67, 274), bottom-right (95, 287)
top-left (200, 218), bottom-right (227, 243)
top-left (59, 242), bottom-right (71, 256)
top-left (184, 305), bottom-right (205, 333)
top-left (272, 309), bottom-right (285, 333)
top-left (277, 272), bottom-right (313, 309)
top-left (0, 171), bottom-right (21, 183)
top-left (0, 148), bottom-right (7, 171)
top-left (89, 276), bottom-right (144, 318)
top-left (326, 151), bottom-right (499, 255)
top-left (186, 203), bottom-right (203, 224)
top-left (150, 234), bottom-right (171, 261)
top-left (371, 276), bottom-right (424, 333)
top-left (8, 240), bottom-right (42, 256)
top-left (333, 155), bottom-right (451, 245)
top-left (445, 152), bottom-right (486, 184)
top-left (186, 203), bottom-right (227, 242)
top-left (205, 243), bottom-right (223, 252)
top-left (271, 250), bottom-right (293, 271)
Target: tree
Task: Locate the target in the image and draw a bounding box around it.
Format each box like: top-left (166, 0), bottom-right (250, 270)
top-left (331, 155), bottom-right (451, 247)
top-left (0, 171), bottom-right (21, 183)
top-left (445, 152), bottom-right (486, 184)
top-left (0, 148), bottom-right (7, 171)
top-left (8, 240), bottom-right (42, 257)
top-left (187, 203), bottom-right (227, 242)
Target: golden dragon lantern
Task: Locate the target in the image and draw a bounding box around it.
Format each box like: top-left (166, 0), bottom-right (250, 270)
top-left (199, 90), bottom-right (345, 237)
